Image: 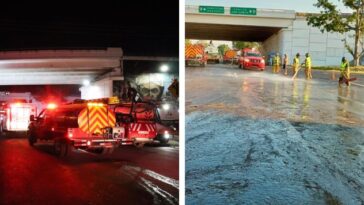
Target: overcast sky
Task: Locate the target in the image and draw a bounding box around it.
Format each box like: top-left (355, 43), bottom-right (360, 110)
top-left (186, 0), bottom-right (351, 13)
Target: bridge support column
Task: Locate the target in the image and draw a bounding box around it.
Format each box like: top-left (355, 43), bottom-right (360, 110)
top-left (80, 60), bottom-right (124, 100)
top-left (262, 27), bottom-right (293, 65)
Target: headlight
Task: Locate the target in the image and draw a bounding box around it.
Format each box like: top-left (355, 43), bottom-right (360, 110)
top-left (164, 134), bottom-right (170, 139)
top-left (162, 104), bottom-right (170, 111)
top-left (164, 130), bottom-right (170, 139)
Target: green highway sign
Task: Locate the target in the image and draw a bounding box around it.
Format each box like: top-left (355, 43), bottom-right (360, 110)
top-left (199, 6), bottom-right (225, 14)
top-left (230, 7), bottom-right (257, 16)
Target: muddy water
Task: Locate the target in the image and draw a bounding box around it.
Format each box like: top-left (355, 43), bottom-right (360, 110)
top-left (186, 65), bottom-right (364, 205)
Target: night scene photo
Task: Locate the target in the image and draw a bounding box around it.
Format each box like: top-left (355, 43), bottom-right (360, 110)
top-left (0, 1), bottom-right (179, 205)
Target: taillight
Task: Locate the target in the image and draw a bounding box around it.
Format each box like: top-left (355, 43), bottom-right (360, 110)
top-left (47, 103), bottom-right (57, 109)
top-left (67, 129), bottom-right (73, 138)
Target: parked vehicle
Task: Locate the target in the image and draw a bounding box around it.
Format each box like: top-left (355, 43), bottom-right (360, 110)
top-left (223, 50), bottom-right (238, 64)
top-left (185, 44), bottom-right (207, 67)
top-left (155, 100), bottom-right (179, 145)
top-left (113, 101), bottom-right (158, 147)
top-left (28, 102), bottom-right (119, 156)
top-left (0, 100), bottom-right (37, 133)
top-left (205, 43), bottom-right (220, 64)
top-left (238, 48), bottom-right (265, 71)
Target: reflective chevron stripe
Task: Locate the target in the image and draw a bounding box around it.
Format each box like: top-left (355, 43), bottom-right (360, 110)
top-left (185, 45), bottom-right (204, 58)
top-left (129, 123), bottom-right (156, 132)
top-left (78, 106), bottom-right (116, 134)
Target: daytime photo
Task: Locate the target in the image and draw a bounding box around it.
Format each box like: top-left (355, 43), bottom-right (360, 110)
top-left (185, 0), bottom-right (364, 204)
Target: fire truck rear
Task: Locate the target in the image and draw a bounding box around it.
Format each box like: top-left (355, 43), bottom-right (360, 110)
top-left (28, 101), bottom-right (119, 156)
top-left (112, 102), bottom-right (158, 148)
top-left (185, 44), bottom-right (207, 67)
top-left (0, 101), bottom-right (37, 133)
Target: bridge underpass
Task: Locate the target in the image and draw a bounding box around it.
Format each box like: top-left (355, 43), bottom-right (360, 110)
top-left (186, 5), bottom-right (355, 66)
top-left (186, 5), bottom-right (294, 53)
top-left (0, 47), bottom-right (179, 100)
top-left (0, 48), bottom-right (122, 85)
top-left (186, 23), bottom-right (283, 42)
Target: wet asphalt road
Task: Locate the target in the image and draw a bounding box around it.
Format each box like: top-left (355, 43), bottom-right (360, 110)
top-left (0, 133), bottom-right (179, 205)
top-left (186, 64), bottom-right (364, 205)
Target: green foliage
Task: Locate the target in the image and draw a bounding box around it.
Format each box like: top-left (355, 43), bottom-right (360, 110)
top-left (217, 44), bottom-right (230, 55)
top-left (307, 0), bottom-right (364, 65)
top-left (312, 65), bottom-right (364, 72)
top-left (196, 40), bottom-right (210, 47)
top-left (232, 41), bottom-right (262, 50)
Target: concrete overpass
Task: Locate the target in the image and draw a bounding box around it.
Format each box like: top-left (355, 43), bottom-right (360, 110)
top-left (186, 5), bottom-right (295, 41)
top-left (0, 48), bottom-right (179, 85)
top-left (0, 48), bottom-right (123, 85)
top-left (186, 5), bottom-right (356, 66)
top-left (0, 47), bottom-right (179, 99)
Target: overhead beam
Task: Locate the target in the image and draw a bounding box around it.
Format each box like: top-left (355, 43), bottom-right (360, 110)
top-left (0, 75), bottom-right (98, 85)
top-left (186, 23), bottom-right (282, 41)
top-left (123, 56), bottom-right (179, 61)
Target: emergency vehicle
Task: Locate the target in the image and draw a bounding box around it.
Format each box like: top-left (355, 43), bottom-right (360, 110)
top-left (112, 101), bottom-right (159, 147)
top-left (205, 43), bottom-right (220, 64)
top-left (156, 100), bottom-right (178, 144)
top-left (0, 100), bottom-right (37, 133)
top-left (185, 44), bottom-right (207, 67)
top-left (28, 101), bottom-right (119, 156)
top-left (238, 48), bottom-right (265, 71)
top-left (223, 50), bottom-right (238, 64)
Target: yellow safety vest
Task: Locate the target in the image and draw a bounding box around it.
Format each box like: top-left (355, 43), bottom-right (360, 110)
top-left (340, 60), bottom-right (350, 79)
top-left (273, 56), bottom-right (280, 66)
top-left (293, 57), bottom-right (299, 66)
top-left (340, 61), bottom-right (348, 70)
top-left (305, 57), bottom-right (311, 67)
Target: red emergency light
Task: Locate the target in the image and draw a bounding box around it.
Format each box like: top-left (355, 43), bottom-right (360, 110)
top-left (47, 103), bottom-right (57, 109)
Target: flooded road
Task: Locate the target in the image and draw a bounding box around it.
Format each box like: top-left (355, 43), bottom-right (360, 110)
top-left (0, 133), bottom-right (179, 205)
top-left (186, 65), bottom-right (364, 205)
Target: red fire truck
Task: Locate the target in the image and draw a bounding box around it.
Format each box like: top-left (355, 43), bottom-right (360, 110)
top-left (238, 48), bottom-right (265, 71)
top-left (112, 101), bottom-right (159, 147)
top-left (0, 100), bottom-right (37, 133)
top-left (28, 101), bottom-right (119, 156)
top-left (185, 44), bottom-right (207, 67)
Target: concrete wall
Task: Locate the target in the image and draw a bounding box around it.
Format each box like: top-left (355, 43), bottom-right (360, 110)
top-left (263, 16), bottom-right (355, 66)
top-left (80, 77), bottom-right (123, 100)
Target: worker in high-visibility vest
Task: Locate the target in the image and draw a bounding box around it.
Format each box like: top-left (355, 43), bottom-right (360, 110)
top-left (292, 53), bottom-right (300, 79)
top-left (303, 53), bottom-right (312, 79)
top-left (339, 57), bottom-right (350, 86)
top-left (283, 54), bottom-right (289, 75)
top-left (273, 53), bottom-right (280, 73)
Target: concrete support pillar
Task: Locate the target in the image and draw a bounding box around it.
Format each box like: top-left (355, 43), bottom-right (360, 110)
top-left (80, 76), bottom-right (124, 100)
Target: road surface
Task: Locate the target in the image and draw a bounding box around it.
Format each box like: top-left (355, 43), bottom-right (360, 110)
top-left (0, 132), bottom-right (179, 205)
top-left (186, 64), bottom-right (364, 205)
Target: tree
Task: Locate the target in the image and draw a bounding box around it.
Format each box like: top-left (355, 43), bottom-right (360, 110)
top-left (196, 40), bottom-right (210, 48)
top-left (307, 0), bottom-right (364, 66)
top-left (217, 44), bottom-right (230, 55)
top-left (232, 41), bottom-right (262, 51)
